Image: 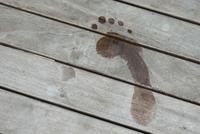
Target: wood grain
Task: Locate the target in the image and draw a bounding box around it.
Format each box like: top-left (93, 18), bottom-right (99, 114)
top-left (116, 0), bottom-right (200, 25)
top-left (0, 5), bottom-right (200, 104)
top-left (0, 45), bottom-right (200, 134)
top-left (0, 89), bottom-right (141, 134)
top-left (0, 0), bottom-right (200, 63)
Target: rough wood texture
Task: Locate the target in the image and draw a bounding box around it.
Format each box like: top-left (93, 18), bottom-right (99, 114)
top-left (0, 45), bottom-right (200, 134)
top-left (116, 0), bottom-right (200, 24)
top-left (1, 6), bottom-right (200, 103)
top-left (0, 89), bottom-right (141, 134)
top-left (1, 0), bottom-right (200, 63)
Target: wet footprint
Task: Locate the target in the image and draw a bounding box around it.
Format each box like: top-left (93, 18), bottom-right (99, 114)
top-left (131, 87), bottom-right (156, 125)
top-left (93, 16), bottom-right (156, 125)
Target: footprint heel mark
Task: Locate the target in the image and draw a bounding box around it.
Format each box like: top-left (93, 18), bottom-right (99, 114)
top-left (132, 87), bottom-right (156, 125)
top-left (94, 16), bottom-right (156, 125)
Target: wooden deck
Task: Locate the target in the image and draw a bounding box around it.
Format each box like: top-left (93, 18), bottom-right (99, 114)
top-left (0, 0), bottom-right (199, 134)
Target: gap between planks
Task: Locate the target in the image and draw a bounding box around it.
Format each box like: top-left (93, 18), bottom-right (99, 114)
top-left (113, 0), bottom-right (200, 26)
top-left (0, 88), bottom-right (146, 134)
top-left (1, 4), bottom-right (200, 106)
top-left (0, 2), bottom-right (200, 65)
top-left (1, 41), bottom-right (200, 107)
top-left (1, 44), bottom-right (200, 133)
top-left (0, 1), bottom-right (199, 133)
top-left (0, 82), bottom-right (151, 134)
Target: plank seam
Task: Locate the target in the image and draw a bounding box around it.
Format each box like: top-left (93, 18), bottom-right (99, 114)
top-left (0, 2), bottom-right (200, 65)
top-left (0, 85), bottom-right (152, 134)
top-left (1, 42), bottom-right (200, 107)
top-left (113, 0), bottom-right (200, 26)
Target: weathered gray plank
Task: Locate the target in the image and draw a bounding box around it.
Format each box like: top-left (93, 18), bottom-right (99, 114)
top-left (0, 45), bottom-right (200, 134)
top-left (0, 0), bottom-right (200, 63)
top-left (0, 89), bottom-right (141, 134)
top-left (116, 0), bottom-right (200, 25)
top-left (1, 5), bottom-right (200, 104)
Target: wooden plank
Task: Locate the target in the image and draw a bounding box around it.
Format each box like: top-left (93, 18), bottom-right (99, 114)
top-left (0, 45), bottom-right (200, 134)
top-left (1, 0), bottom-right (200, 63)
top-left (115, 0), bottom-right (200, 25)
top-left (1, 5), bottom-right (200, 104)
top-left (0, 89), bottom-right (141, 134)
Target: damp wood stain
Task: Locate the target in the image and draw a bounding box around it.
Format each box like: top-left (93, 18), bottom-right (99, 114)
top-left (96, 32), bottom-right (156, 125)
